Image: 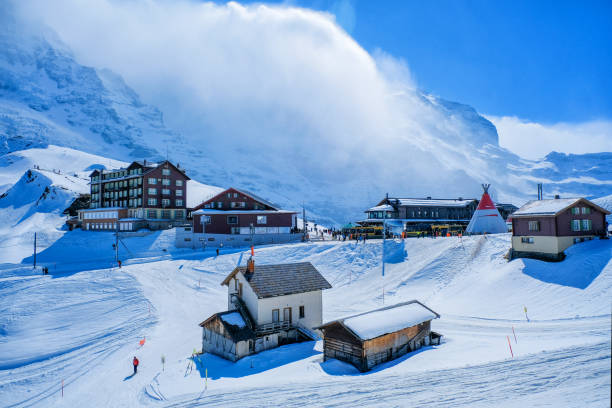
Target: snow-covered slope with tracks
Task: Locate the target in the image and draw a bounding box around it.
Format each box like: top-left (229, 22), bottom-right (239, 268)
top-left (1, 235), bottom-right (609, 407)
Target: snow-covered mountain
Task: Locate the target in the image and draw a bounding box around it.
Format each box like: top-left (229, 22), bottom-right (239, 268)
top-left (1, 3), bottom-right (610, 228)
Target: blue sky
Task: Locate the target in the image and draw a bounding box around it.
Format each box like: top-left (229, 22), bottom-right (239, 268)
top-left (236, 0), bottom-right (612, 124)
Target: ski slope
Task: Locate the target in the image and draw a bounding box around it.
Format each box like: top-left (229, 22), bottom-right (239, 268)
top-left (0, 233), bottom-right (610, 407)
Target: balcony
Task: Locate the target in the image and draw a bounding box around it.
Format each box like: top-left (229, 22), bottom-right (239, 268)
top-left (255, 320), bottom-right (292, 334)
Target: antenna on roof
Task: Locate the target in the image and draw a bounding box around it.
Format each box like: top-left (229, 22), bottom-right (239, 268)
top-left (481, 184), bottom-right (490, 193)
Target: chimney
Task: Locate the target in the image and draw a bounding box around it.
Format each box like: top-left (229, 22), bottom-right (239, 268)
top-left (247, 257), bottom-right (255, 273)
top-left (427, 196), bottom-right (432, 200)
top-left (458, 197), bottom-right (463, 201)
top-left (144, 159), bottom-right (147, 166)
top-left (554, 194), bottom-right (560, 199)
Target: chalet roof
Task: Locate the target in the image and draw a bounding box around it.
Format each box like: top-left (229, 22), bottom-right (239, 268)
top-left (512, 198), bottom-right (610, 217)
top-left (317, 300), bottom-right (440, 342)
top-left (192, 209), bottom-right (296, 215)
top-left (199, 310), bottom-right (255, 342)
top-left (367, 204), bottom-right (395, 212)
top-left (377, 198), bottom-right (476, 209)
top-left (221, 261), bottom-right (332, 299)
top-left (232, 187), bottom-right (279, 210)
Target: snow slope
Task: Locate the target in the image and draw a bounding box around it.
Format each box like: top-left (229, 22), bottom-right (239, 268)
top-left (1, 235), bottom-right (609, 406)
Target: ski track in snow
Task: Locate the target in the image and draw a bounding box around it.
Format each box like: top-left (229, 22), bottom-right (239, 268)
top-left (0, 235), bottom-right (610, 407)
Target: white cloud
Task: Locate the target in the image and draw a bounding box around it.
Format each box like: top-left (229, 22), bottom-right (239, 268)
top-left (488, 116), bottom-right (612, 160)
top-left (10, 0), bottom-right (566, 218)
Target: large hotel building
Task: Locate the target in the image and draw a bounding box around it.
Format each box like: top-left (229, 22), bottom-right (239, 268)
top-left (78, 160), bottom-right (190, 231)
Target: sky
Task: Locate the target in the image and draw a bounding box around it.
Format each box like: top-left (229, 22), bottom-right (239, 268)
top-left (231, 0), bottom-right (612, 158)
top-left (14, 0), bottom-right (612, 160)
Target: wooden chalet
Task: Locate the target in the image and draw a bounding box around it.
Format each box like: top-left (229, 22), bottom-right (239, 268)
top-left (178, 187), bottom-right (299, 248)
top-left (317, 300), bottom-right (441, 372)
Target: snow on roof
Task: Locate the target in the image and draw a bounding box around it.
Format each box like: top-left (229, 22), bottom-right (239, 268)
top-left (388, 198), bottom-right (476, 208)
top-left (220, 312), bottom-right (246, 328)
top-left (512, 198), bottom-right (581, 217)
top-left (333, 301), bottom-right (439, 341)
top-left (366, 204), bottom-right (395, 212)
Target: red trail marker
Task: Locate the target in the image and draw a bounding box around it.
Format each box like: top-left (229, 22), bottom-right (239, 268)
top-left (507, 336), bottom-right (514, 358)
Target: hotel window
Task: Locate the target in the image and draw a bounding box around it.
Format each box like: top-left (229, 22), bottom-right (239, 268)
top-left (257, 216), bottom-right (267, 224)
top-left (217, 202), bottom-right (223, 208)
top-left (161, 210), bottom-right (171, 219)
top-left (162, 199), bottom-right (171, 207)
top-left (581, 207), bottom-right (591, 215)
top-left (521, 237), bottom-right (534, 244)
top-left (240, 202), bottom-right (245, 208)
top-left (148, 188), bottom-right (157, 195)
top-left (148, 210), bottom-right (157, 219)
top-left (148, 198), bottom-right (157, 206)
top-left (231, 202), bottom-right (236, 208)
top-left (148, 178), bottom-right (157, 184)
top-left (299, 306), bottom-right (305, 319)
top-left (227, 216), bottom-right (238, 224)
top-left (272, 309), bottom-right (279, 322)
top-left (528, 221), bottom-right (540, 231)
top-left (176, 190), bottom-right (183, 197)
top-left (174, 210), bottom-right (184, 219)
top-left (203, 215), bottom-right (211, 224)
top-left (581, 219), bottom-right (592, 231)
top-left (571, 220), bottom-right (581, 231)
top-left (175, 199), bottom-right (183, 206)
top-left (162, 178), bottom-right (170, 186)
top-left (571, 207), bottom-right (580, 215)
top-left (162, 168), bottom-right (171, 176)
top-left (162, 189), bottom-right (170, 195)
top-left (176, 180), bottom-right (183, 187)
top-left (233, 193), bottom-right (238, 198)
top-left (227, 193), bottom-right (231, 198)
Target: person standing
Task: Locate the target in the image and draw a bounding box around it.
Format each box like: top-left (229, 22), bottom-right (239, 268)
top-left (133, 356), bottom-right (139, 374)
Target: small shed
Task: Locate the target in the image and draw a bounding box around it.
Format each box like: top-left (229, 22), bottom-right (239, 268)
top-left (317, 300), bottom-right (440, 372)
top-left (199, 311), bottom-right (256, 362)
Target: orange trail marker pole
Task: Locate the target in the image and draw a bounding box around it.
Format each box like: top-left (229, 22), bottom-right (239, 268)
top-left (512, 326), bottom-right (517, 344)
top-left (507, 336), bottom-right (514, 358)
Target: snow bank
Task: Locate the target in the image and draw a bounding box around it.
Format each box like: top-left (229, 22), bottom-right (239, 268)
top-left (221, 312), bottom-right (246, 328)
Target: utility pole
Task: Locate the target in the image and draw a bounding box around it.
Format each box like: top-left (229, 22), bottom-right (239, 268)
top-left (115, 222), bottom-right (119, 264)
top-left (302, 203), bottom-right (307, 241)
top-left (33, 232), bottom-right (37, 269)
top-left (250, 223), bottom-right (254, 249)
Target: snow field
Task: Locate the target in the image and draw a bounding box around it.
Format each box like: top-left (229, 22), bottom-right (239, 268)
top-left (0, 234), bottom-right (610, 406)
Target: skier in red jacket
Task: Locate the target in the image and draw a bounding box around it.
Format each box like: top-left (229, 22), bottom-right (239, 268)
top-left (133, 356), bottom-right (139, 374)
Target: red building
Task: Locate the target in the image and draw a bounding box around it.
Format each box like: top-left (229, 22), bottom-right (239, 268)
top-left (80, 160), bottom-right (190, 231)
top-left (177, 188), bottom-right (299, 248)
top-left (511, 196), bottom-right (609, 261)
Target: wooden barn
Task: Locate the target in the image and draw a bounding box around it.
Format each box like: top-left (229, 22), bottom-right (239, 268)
top-left (317, 300), bottom-right (441, 372)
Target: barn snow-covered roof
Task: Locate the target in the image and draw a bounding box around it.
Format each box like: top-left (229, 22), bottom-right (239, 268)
top-left (318, 300), bottom-right (439, 341)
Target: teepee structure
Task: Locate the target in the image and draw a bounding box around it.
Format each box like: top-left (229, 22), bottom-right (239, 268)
top-left (465, 184), bottom-right (508, 234)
